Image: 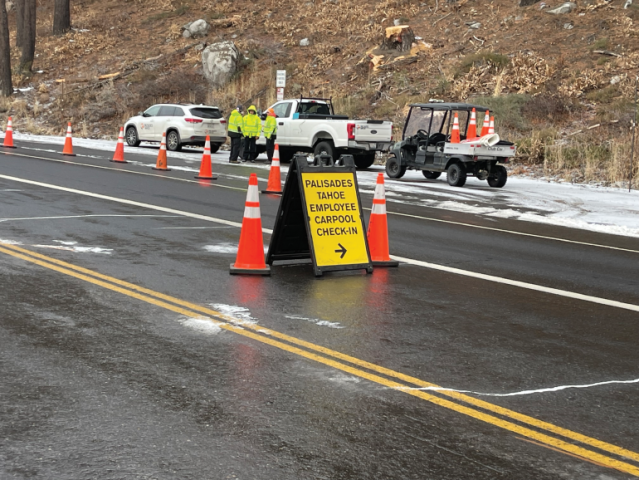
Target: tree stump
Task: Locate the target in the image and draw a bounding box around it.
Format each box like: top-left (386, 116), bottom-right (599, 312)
top-left (380, 25), bottom-right (415, 52)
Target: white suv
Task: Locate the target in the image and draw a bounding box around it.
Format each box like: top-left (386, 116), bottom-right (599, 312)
top-left (124, 104), bottom-right (227, 152)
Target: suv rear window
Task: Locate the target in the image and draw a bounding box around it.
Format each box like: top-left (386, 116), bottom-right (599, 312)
top-left (189, 107), bottom-right (222, 119)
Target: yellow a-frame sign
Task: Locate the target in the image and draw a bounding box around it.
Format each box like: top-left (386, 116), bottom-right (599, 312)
top-left (266, 155), bottom-right (373, 276)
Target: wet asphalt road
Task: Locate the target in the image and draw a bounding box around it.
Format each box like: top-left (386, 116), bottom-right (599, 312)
top-left (1, 140), bottom-right (638, 479)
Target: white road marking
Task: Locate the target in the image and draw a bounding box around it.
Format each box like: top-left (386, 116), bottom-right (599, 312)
top-left (391, 255), bottom-right (639, 313)
top-left (397, 378), bottom-right (639, 396)
top-left (1, 173), bottom-right (637, 313)
top-left (0, 214), bottom-right (179, 222)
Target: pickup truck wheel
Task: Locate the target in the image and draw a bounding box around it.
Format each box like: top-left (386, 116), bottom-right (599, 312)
top-left (314, 140), bottom-right (335, 160)
top-left (487, 165), bottom-right (508, 188)
top-left (125, 126), bottom-right (141, 147)
top-left (278, 147), bottom-right (295, 163)
top-left (210, 143), bottom-right (221, 154)
top-left (385, 156), bottom-right (406, 179)
top-left (446, 163), bottom-right (467, 187)
top-left (354, 153), bottom-right (376, 170)
top-left (422, 170), bottom-right (441, 180)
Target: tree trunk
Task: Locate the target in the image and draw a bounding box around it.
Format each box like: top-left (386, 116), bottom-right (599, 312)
top-left (19, 0), bottom-right (35, 74)
top-left (53, 0), bottom-right (70, 35)
top-left (15, 0), bottom-right (23, 48)
top-left (0, 0), bottom-right (12, 96)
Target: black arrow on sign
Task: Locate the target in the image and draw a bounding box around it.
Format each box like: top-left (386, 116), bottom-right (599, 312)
top-left (335, 243), bottom-right (347, 259)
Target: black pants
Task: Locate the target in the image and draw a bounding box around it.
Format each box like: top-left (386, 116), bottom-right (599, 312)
top-left (266, 135), bottom-right (276, 162)
top-left (244, 137), bottom-right (257, 161)
top-left (230, 135), bottom-right (242, 162)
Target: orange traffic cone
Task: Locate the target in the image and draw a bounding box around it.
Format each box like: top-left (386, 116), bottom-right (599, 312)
top-left (467, 108), bottom-right (477, 140)
top-left (480, 110), bottom-right (490, 136)
top-left (262, 143), bottom-right (282, 194)
top-left (62, 122), bottom-right (75, 156)
top-left (153, 132), bottom-right (171, 171)
top-left (488, 116), bottom-right (495, 135)
top-left (2, 116), bottom-right (16, 148)
top-left (195, 135), bottom-right (218, 180)
top-left (367, 173), bottom-right (399, 267)
top-left (450, 113), bottom-right (460, 144)
top-left (230, 173), bottom-right (270, 275)
top-left (111, 127), bottom-right (127, 163)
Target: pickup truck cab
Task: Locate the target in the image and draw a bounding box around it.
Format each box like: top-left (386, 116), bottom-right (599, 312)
top-left (386, 103), bottom-right (516, 188)
top-left (257, 97), bottom-right (393, 169)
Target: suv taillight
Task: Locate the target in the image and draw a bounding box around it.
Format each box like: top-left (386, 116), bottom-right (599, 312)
top-left (220, 119), bottom-right (226, 124)
top-left (185, 118), bottom-right (203, 123)
top-left (347, 123), bottom-right (355, 141)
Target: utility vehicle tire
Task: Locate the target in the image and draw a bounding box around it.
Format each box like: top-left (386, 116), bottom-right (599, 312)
top-left (422, 170), bottom-right (441, 180)
top-left (125, 126), bottom-right (141, 147)
top-left (354, 153), bottom-right (376, 170)
top-left (385, 156), bottom-right (406, 179)
top-left (166, 130), bottom-right (182, 152)
top-left (313, 140), bottom-right (335, 159)
top-left (278, 147), bottom-right (295, 163)
top-left (210, 143), bottom-right (221, 154)
top-left (446, 163), bottom-right (467, 187)
top-left (487, 165), bottom-right (508, 188)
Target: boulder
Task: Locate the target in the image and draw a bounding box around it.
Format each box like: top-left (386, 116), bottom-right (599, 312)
top-left (182, 19), bottom-right (210, 39)
top-left (300, 38), bottom-right (310, 46)
top-left (201, 41), bottom-right (240, 89)
top-left (547, 2), bottom-right (576, 14)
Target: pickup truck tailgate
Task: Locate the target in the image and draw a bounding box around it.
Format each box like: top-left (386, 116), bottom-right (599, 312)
top-left (354, 121), bottom-right (393, 143)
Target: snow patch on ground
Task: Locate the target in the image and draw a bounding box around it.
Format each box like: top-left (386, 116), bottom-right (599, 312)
top-left (0, 238), bottom-right (22, 245)
top-left (203, 243), bottom-right (268, 254)
top-left (179, 316), bottom-right (222, 335)
top-left (211, 304), bottom-right (257, 324)
top-left (31, 241), bottom-right (113, 254)
top-left (285, 315), bottom-right (345, 329)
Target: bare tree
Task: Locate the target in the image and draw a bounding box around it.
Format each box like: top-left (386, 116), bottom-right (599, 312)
top-left (53, 0), bottom-right (71, 35)
top-left (16, 0), bottom-right (24, 48)
top-left (19, 0), bottom-right (36, 74)
top-left (0, 0), bottom-right (12, 96)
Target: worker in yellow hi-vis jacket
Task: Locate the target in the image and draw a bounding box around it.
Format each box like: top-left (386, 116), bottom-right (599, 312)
top-left (242, 105), bottom-right (260, 162)
top-left (228, 105), bottom-right (244, 163)
top-left (263, 108), bottom-right (277, 162)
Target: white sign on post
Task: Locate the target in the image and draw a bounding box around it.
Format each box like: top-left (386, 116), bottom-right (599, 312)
top-left (276, 87), bottom-right (284, 101)
top-left (276, 70), bottom-right (287, 88)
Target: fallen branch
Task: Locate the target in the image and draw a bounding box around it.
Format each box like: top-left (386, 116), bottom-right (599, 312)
top-left (593, 50), bottom-right (622, 57)
top-left (433, 12), bottom-right (452, 26)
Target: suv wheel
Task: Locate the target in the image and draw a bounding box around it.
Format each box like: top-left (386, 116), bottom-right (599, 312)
top-left (487, 165), bottom-right (508, 188)
top-left (422, 170), bottom-right (441, 180)
top-left (166, 130), bottom-right (182, 152)
top-left (210, 143), bottom-right (221, 154)
top-left (385, 155), bottom-right (406, 179)
top-left (126, 126), bottom-right (141, 147)
top-left (446, 163), bottom-right (467, 187)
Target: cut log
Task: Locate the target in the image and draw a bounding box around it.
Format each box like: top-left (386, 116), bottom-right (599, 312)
top-left (380, 25), bottom-right (415, 52)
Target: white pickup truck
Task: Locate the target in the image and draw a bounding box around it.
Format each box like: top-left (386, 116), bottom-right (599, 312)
top-left (256, 97), bottom-right (393, 169)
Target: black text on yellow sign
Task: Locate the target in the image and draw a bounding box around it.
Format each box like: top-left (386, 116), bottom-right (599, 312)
top-left (301, 172), bottom-right (369, 267)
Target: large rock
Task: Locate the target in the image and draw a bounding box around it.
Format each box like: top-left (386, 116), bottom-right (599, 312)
top-left (201, 41), bottom-right (240, 89)
top-left (547, 2), bottom-right (576, 14)
top-left (182, 19), bottom-right (210, 39)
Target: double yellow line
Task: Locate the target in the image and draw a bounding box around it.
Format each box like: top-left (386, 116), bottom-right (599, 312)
top-left (1, 241), bottom-right (638, 476)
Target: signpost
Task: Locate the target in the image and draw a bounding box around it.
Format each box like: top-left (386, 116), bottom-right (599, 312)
top-left (266, 155), bottom-right (373, 276)
top-left (276, 70), bottom-right (286, 101)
